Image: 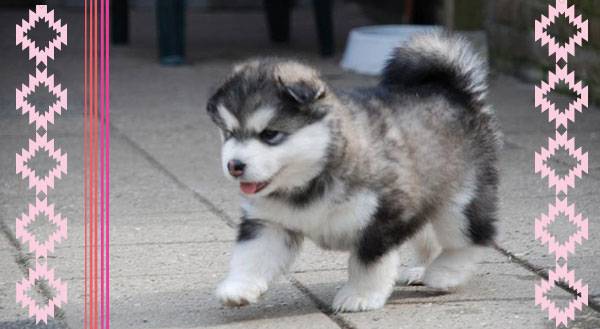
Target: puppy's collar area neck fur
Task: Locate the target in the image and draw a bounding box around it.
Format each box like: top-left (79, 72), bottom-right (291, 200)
top-left (266, 171), bottom-right (335, 208)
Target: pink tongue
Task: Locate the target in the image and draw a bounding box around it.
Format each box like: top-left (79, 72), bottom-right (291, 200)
top-left (240, 182), bottom-right (259, 194)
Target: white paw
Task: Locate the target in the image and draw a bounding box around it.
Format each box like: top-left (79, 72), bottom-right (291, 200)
top-left (397, 266), bottom-right (426, 286)
top-left (422, 264), bottom-right (471, 291)
top-left (215, 278), bottom-right (267, 307)
top-left (332, 284), bottom-right (388, 312)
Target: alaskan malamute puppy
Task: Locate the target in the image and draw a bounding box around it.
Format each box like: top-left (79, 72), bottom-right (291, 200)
top-left (207, 33), bottom-right (501, 312)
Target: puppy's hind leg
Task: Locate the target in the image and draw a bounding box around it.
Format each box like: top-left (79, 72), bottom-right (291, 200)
top-left (216, 220), bottom-right (303, 307)
top-left (423, 186), bottom-right (497, 291)
top-left (397, 222), bottom-right (441, 286)
top-left (422, 244), bottom-right (486, 291)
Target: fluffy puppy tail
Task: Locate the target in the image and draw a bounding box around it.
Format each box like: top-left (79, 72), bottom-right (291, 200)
top-left (381, 33), bottom-right (488, 109)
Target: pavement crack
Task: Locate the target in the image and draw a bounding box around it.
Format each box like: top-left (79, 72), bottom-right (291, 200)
top-left (0, 219), bottom-right (71, 329)
top-left (493, 242), bottom-right (600, 313)
top-left (287, 275), bottom-right (359, 329)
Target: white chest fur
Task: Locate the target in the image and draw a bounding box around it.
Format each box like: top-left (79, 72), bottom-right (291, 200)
top-left (242, 187), bottom-right (379, 250)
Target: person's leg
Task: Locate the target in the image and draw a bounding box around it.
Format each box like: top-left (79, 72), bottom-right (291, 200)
top-left (264, 0), bottom-right (292, 43)
top-left (157, 0), bottom-right (185, 65)
top-left (111, 0), bottom-right (129, 44)
top-left (313, 0), bottom-right (334, 56)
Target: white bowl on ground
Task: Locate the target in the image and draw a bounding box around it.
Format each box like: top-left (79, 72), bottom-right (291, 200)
top-left (340, 25), bottom-right (442, 75)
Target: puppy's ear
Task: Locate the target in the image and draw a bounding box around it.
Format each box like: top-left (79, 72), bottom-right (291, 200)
top-left (205, 99), bottom-right (222, 127)
top-left (274, 61), bottom-right (327, 105)
top-left (277, 76), bottom-right (326, 105)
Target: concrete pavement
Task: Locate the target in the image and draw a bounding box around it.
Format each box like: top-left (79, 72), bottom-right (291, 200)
top-left (1, 5), bottom-right (599, 329)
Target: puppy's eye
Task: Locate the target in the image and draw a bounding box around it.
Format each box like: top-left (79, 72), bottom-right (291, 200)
top-left (223, 130), bottom-right (232, 139)
top-left (259, 129), bottom-right (286, 145)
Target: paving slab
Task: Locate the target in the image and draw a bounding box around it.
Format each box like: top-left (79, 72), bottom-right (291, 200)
top-left (58, 241), bottom-right (338, 329)
top-left (293, 251), bottom-right (548, 329)
top-left (102, 277), bottom-right (339, 329)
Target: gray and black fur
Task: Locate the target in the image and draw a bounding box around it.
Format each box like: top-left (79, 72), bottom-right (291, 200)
top-left (209, 33), bottom-right (501, 312)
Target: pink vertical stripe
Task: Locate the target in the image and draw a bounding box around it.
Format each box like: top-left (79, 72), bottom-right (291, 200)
top-left (100, 0), bottom-right (105, 327)
top-left (104, 0), bottom-right (111, 327)
top-left (83, 0), bottom-right (88, 327)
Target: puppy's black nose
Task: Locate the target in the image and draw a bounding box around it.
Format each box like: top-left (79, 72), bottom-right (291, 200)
top-left (227, 159), bottom-right (246, 177)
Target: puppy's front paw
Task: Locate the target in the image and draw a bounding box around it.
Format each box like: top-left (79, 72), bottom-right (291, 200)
top-left (216, 278), bottom-right (267, 307)
top-left (332, 284), bottom-right (388, 312)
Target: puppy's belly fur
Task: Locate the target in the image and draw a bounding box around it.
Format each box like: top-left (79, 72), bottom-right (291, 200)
top-left (242, 186), bottom-right (378, 250)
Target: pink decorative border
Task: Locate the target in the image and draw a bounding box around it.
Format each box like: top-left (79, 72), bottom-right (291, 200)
top-left (15, 5), bottom-right (68, 324)
top-left (534, 0), bottom-right (589, 326)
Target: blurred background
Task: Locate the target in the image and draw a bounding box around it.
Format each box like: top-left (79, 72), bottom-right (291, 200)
top-left (2, 0), bottom-right (598, 103)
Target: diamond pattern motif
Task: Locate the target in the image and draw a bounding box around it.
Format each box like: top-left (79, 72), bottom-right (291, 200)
top-left (16, 262), bottom-right (67, 324)
top-left (16, 68), bottom-right (68, 130)
top-left (16, 5), bottom-right (67, 65)
top-left (16, 133), bottom-right (67, 195)
top-left (535, 197), bottom-right (588, 261)
top-left (535, 264), bottom-right (588, 327)
top-left (535, 0), bottom-right (588, 62)
top-left (535, 64), bottom-right (587, 128)
top-left (16, 197), bottom-right (67, 259)
top-left (534, 131), bottom-right (588, 194)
